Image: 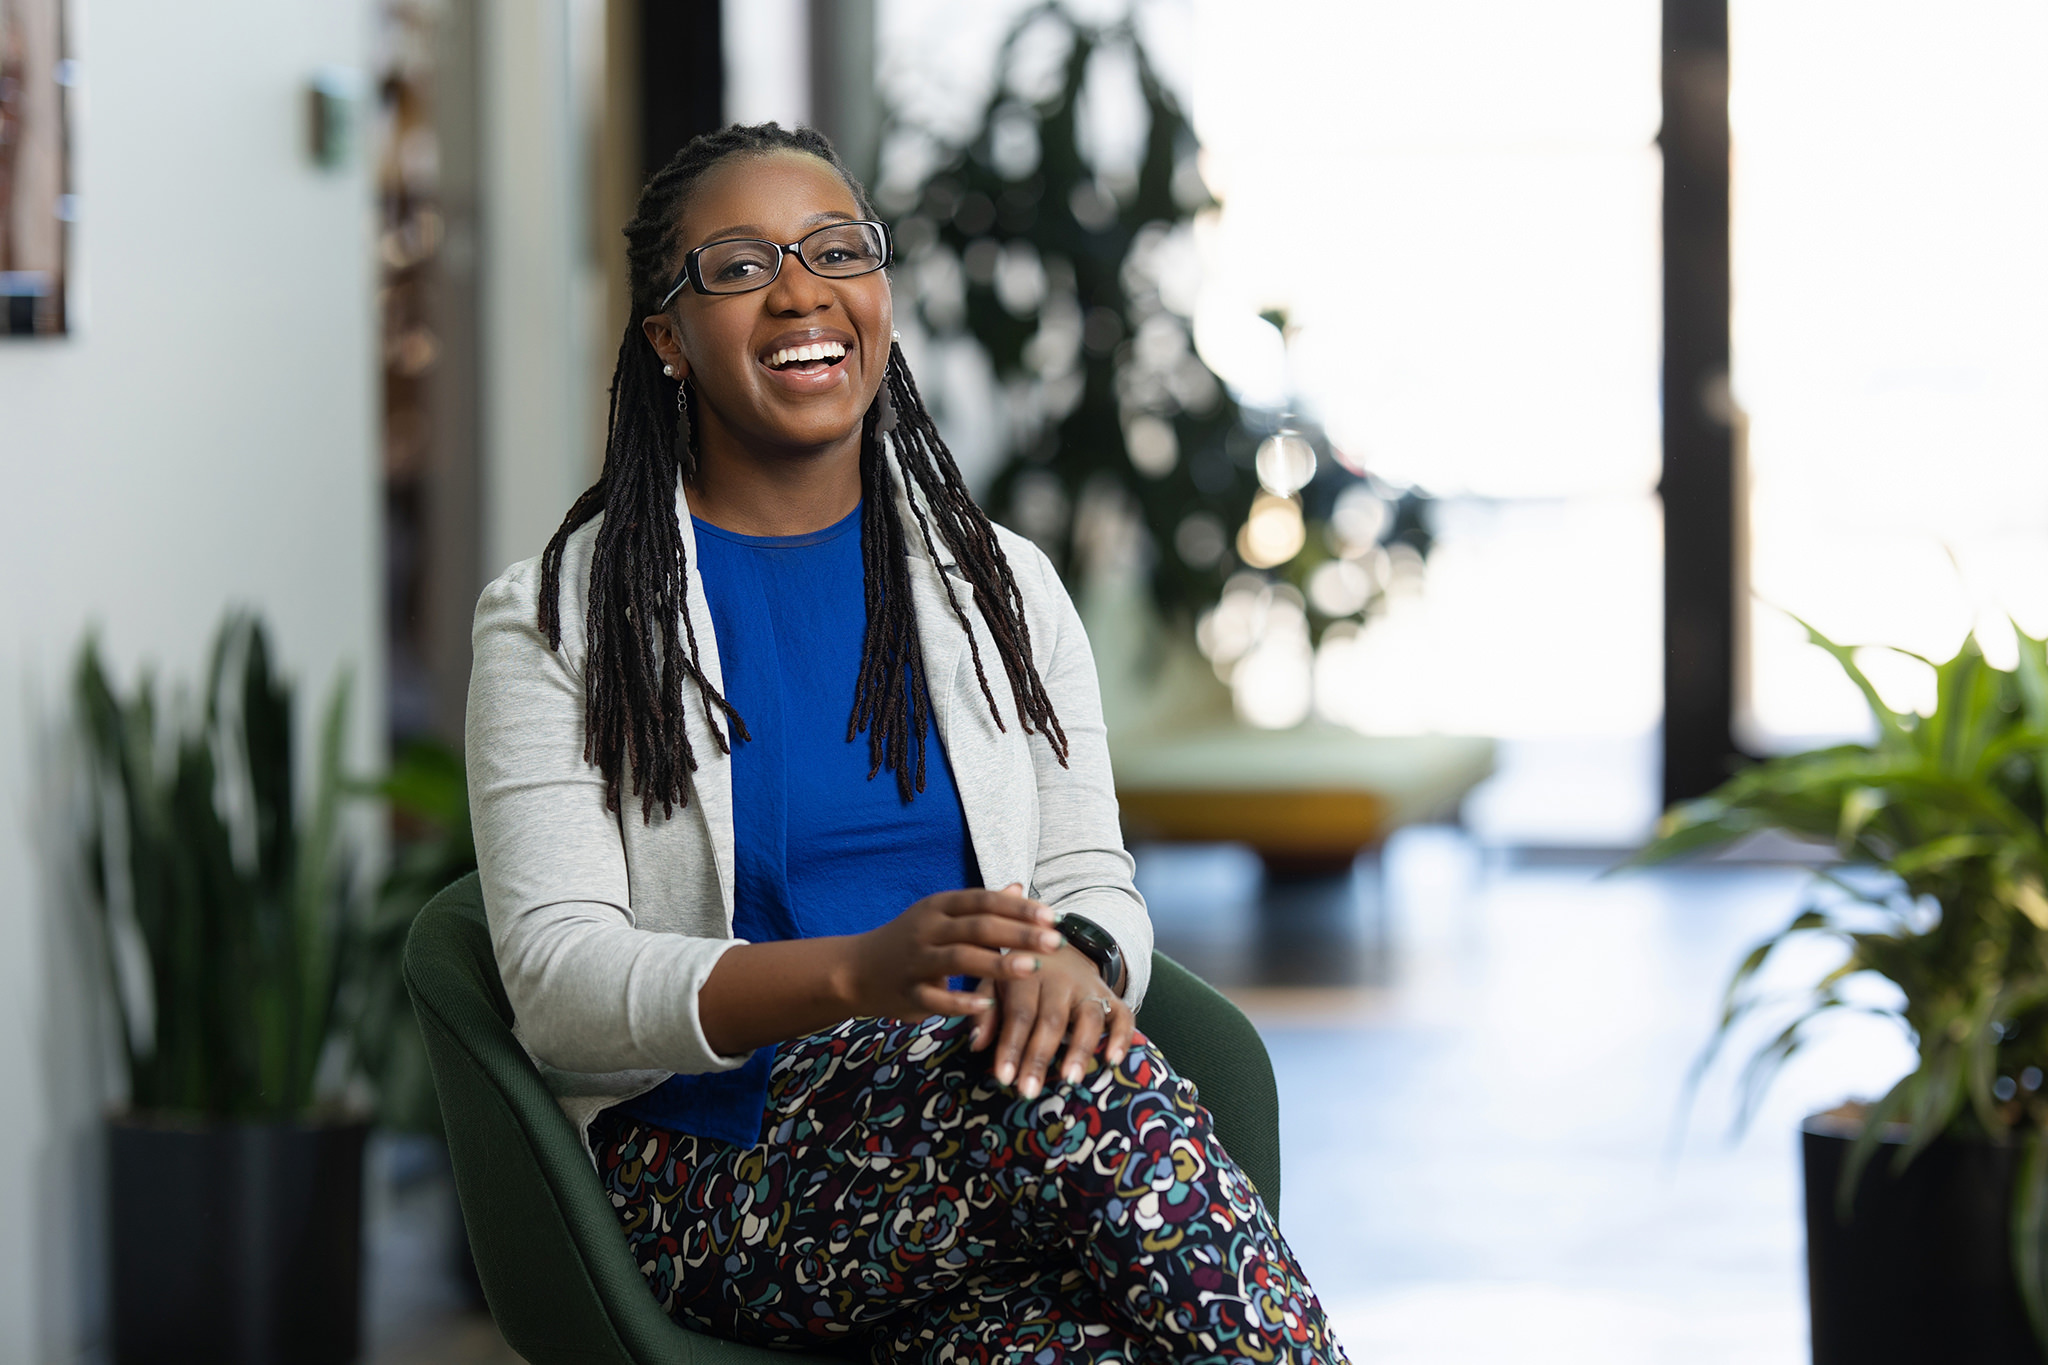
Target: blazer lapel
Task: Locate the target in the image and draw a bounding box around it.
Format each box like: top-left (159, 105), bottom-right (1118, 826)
top-left (893, 471), bottom-right (1033, 894)
top-left (674, 476), bottom-right (737, 927)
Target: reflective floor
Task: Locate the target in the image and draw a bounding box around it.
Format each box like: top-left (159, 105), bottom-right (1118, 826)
top-left (367, 828), bottom-right (1914, 1363)
top-left (1141, 830), bottom-right (1913, 1365)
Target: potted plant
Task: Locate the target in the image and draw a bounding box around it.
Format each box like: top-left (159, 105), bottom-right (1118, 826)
top-left (76, 614), bottom-right (377, 1365)
top-left (1634, 619), bottom-right (2048, 1363)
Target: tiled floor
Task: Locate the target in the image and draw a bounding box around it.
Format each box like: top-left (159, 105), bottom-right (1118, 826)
top-left (368, 828), bottom-right (1913, 1363)
top-left (1138, 830), bottom-right (1914, 1365)
top-left (361, 1137), bottom-right (520, 1363)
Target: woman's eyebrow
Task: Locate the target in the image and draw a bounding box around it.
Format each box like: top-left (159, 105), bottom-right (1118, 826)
top-left (696, 211), bottom-right (858, 242)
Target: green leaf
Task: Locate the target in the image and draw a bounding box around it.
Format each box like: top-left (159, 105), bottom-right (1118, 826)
top-left (2013, 624), bottom-right (2048, 815)
top-left (377, 738), bottom-right (472, 836)
top-left (1930, 633), bottom-right (2004, 776)
top-left (2005, 876), bottom-right (2048, 933)
top-left (289, 668), bottom-right (353, 1109)
top-left (2013, 1126), bottom-right (2048, 1354)
top-left (1622, 801), bottom-right (1759, 868)
top-left (1788, 612), bottom-right (1914, 749)
top-left (1838, 786), bottom-right (1888, 853)
top-left (1736, 1012), bottom-right (1821, 1133)
top-left (1891, 835), bottom-right (1998, 878)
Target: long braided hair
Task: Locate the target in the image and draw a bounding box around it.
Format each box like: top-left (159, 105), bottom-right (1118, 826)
top-left (539, 123), bottom-right (1067, 820)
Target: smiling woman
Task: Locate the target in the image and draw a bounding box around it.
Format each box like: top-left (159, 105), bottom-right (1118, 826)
top-left (463, 123), bottom-right (1349, 1361)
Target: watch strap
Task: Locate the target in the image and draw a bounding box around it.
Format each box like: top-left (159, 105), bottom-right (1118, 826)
top-left (1055, 913), bottom-right (1124, 992)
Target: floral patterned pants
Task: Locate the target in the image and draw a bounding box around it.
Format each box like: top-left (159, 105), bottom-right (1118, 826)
top-left (591, 1012), bottom-right (1349, 1364)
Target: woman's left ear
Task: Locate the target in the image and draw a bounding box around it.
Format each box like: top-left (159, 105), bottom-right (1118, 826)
top-left (642, 314), bottom-right (689, 381)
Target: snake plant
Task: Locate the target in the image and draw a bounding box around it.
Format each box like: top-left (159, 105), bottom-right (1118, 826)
top-left (76, 613), bottom-right (365, 1120)
top-left (1633, 617), bottom-right (2048, 1344)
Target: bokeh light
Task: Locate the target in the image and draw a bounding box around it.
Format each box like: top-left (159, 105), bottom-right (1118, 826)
top-left (1254, 431), bottom-right (1317, 496)
top-left (1236, 492), bottom-right (1307, 569)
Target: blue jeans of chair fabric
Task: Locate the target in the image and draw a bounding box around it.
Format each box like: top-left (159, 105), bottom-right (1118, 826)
top-left (593, 1012), bottom-right (1349, 1364)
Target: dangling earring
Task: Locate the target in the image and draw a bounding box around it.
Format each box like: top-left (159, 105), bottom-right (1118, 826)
top-left (874, 356), bottom-right (900, 435)
top-left (674, 378), bottom-right (696, 476)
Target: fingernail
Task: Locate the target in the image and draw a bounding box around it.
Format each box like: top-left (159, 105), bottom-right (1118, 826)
top-left (1034, 906), bottom-right (1056, 923)
top-left (1018, 956), bottom-right (1040, 973)
top-left (1041, 932), bottom-right (1063, 952)
top-left (1064, 1064), bottom-right (1082, 1084)
top-left (996, 1063), bottom-right (1014, 1084)
top-left (973, 997), bottom-right (995, 1010)
top-left (1019, 1077), bottom-right (1041, 1099)
top-left (1107, 1048), bottom-right (1125, 1066)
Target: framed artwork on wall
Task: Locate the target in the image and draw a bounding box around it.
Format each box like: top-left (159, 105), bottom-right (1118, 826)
top-left (0, 0), bottom-right (70, 336)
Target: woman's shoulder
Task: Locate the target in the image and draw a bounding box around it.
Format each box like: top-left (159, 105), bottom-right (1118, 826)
top-left (983, 522), bottom-right (1088, 672)
top-left (473, 513), bottom-right (606, 652)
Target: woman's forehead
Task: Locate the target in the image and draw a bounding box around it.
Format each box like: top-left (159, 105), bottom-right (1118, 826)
top-left (681, 151), bottom-right (862, 246)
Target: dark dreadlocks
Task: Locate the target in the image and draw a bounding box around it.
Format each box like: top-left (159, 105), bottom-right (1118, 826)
top-left (539, 123), bottom-right (1068, 820)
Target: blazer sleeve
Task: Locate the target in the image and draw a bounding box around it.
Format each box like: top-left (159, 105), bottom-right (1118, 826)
top-left (465, 560), bottom-right (753, 1078)
top-left (1016, 542), bottom-right (1156, 1011)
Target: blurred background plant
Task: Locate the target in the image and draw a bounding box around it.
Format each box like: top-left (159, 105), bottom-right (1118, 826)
top-left (353, 737), bottom-right (475, 1136)
top-left (1635, 618), bottom-right (2048, 1342)
top-left (76, 611), bottom-right (472, 1131)
top-left (879, 2), bottom-right (1431, 723)
top-left (76, 613), bottom-right (369, 1119)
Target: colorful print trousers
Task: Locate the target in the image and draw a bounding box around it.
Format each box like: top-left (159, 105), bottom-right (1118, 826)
top-left (592, 1012), bottom-right (1349, 1363)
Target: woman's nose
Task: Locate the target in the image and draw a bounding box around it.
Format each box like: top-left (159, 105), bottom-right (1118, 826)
top-left (763, 252), bottom-right (834, 314)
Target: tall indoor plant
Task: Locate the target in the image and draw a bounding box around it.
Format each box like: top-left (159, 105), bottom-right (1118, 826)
top-left (885, 4), bottom-right (1431, 629)
top-left (76, 613), bottom-right (376, 1365)
top-left (1636, 619), bottom-right (2048, 1363)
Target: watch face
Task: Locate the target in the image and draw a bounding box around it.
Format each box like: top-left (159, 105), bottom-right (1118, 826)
top-left (1058, 915), bottom-right (1121, 983)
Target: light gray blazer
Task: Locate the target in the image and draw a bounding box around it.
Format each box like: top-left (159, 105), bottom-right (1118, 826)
top-left (465, 461), bottom-right (1153, 1146)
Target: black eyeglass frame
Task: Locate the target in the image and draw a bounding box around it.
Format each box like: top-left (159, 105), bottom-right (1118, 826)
top-left (658, 220), bottom-right (894, 308)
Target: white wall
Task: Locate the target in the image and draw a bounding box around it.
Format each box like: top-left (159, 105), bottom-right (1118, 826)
top-left (0, 1), bottom-right (380, 1358)
top-left (479, 0), bottom-right (603, 579)
top-left (724, 0), bottom-right (810, 127)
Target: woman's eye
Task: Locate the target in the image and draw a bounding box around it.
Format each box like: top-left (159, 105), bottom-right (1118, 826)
top-left (716, 260), bottom-right (765, 281)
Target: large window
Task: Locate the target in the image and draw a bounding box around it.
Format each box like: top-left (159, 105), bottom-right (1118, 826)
top-left (1189, 0), bottom-right (1663, 840)
top-left (881, 0), bottom-right (1667, 841)
top-left (1732, 3), bottom-right (2048, 749)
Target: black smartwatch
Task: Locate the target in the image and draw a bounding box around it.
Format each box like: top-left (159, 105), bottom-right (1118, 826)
top-left (1055, 914), bottom-right (1125, 994)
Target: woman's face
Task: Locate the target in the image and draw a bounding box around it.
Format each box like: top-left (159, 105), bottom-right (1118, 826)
top-left (644, 150), bottom-right (893, 459)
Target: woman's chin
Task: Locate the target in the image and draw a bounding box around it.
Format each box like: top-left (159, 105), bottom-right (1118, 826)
top-left (747, 383), bottom-right (875, 449)
top-left (751, 405), bottom-right (870, 455)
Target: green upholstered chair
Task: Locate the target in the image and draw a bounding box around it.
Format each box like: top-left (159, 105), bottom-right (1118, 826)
top-left (403, 872), bottom-right (1282, 1365)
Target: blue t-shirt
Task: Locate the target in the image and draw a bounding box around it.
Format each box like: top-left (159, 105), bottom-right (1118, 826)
top-left (607, 503), bottom-right (982, 1145)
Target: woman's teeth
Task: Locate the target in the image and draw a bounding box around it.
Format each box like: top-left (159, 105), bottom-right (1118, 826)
top-left (766, 341), bottom-right (847, 369)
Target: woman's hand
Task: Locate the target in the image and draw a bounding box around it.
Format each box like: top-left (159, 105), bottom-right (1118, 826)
top-left (970, 894), bottom-right (1136, 1099)
top-left (841, 887), bottom-right (1064, 1021)
top-left (700, 887), bottom-right (1063, 1057)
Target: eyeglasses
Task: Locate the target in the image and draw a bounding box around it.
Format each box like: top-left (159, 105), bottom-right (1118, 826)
top-left (659, 220), bottom-right (893, 306)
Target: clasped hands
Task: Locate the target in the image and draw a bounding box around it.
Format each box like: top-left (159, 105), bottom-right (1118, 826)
top-left (845, 884), bottom-right (1134, 1100)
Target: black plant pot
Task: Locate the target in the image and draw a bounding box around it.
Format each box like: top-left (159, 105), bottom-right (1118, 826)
top-left (1803, 1112), bottom-right (2040, 1364)
top-left (108, 1115), bottom-right (369, 1365)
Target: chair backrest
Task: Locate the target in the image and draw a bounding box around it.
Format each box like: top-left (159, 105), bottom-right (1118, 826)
top-left (403, 873), bottom-right (1282, 1365)
top-left (403, 874), bottom-right (730, 1365)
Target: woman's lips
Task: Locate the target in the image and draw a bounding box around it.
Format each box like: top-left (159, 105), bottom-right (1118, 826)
top-left (765, 340), bottom-right (848, 368)
top-left (757, 347), bottom-right (852, 393)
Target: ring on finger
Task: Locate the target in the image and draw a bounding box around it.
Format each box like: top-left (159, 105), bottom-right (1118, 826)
top-left (1097, 996), bottom-right (1114, 1018)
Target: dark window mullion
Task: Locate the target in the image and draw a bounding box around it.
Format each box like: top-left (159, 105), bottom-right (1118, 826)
top-left (1660, 0), bottom-right (1741, 806)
